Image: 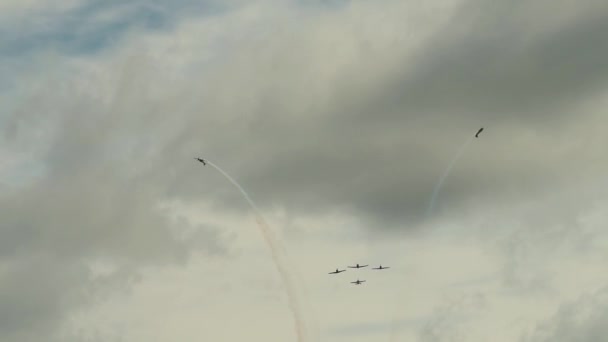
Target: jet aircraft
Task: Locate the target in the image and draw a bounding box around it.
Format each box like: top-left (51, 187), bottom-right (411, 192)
top-left (328, 268), bottom-right (346, 274)
top-left (372, 265), bottom-right (390, 270)
top-left (475, 127), bottom-right (484, 138)
top-left (351, 279), bottom-right (366, 285)
top-left (348, 264), bottom-right (368, 269)
top-left (195, 158), bottom-right (207, 165)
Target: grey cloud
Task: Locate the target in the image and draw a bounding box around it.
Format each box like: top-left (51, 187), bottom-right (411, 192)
top-left (2, 51), bottom-right (228, 261)
top-left (2, 0), bottom-right (608, 338)
top-left (374, 0), bottom-right (608, 118)
top-left (0, 174), bottom-right (225, 341)
top-left (474, 183), bottom-right (608, 294)
top-left (187, 0), bottom-right (608, 228)
top-left (0, 253), bottom-right (144, 342)
top-left (329, 317), bottom-right (425, 338)
top-left (111, 0), bottom-right (608, 233)
top-left (419, 292), bottom-right (487, 342)
top-left (523, 287), bottom-right (608, 342)
top-left (0, 174), bottom-right (224, 261)
top-left (0, 256), bottom-right (89, 342)
top-left (0, 51), bottom-right (228, 341)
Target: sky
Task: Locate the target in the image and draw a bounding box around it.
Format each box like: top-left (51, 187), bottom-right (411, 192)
top-left (1, 0), bottom-right (608, 341)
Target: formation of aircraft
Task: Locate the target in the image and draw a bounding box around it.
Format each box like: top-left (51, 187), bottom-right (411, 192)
top-left (475, 127), bottom-right (484, 138)
top-left (195, 157), bottom-right (207, 165)
top-left (327, 263), bottom-right (390, 285)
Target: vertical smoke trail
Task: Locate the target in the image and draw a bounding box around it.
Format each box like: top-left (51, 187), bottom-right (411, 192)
top-left (205, 160), bottom-right (310, 342)
top-left (426, 136), bottom-right (474, 217)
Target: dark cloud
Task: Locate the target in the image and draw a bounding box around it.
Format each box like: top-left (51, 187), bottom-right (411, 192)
top-left (192, 0), bottom-right (608, 228)
top-left (0, 256), bottom-right (87, 342)
top-left (57, 0), bottom-right (605, 232)
top-left (375, 0), bottom-right (608, 117)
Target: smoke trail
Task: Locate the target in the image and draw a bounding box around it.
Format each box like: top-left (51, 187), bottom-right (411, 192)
top-left (205, 160), bottom-right (311, 341)
top-left (426, 136), bottom-right (474, 217)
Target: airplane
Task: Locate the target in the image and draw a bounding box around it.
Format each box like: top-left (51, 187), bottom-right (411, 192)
top-left (195, 158), bottom-right (207, 165)
top-left (475, 127), bottom-right (484, 138)
top-left (372, 265), bottom-right (390, 270)
top-left (348, 264), bottom-right (368, 269)
top-left (351, 279), bottom-right (366, 285)
top-left (328, 268), bottom-right (346, 274)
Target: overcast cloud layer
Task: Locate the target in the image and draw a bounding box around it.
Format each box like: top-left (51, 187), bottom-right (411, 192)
top-left (1, 0), bottom-right (608, 341)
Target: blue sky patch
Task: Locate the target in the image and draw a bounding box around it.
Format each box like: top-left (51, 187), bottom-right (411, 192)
top-left (0, 0), bottom-right (230, 58)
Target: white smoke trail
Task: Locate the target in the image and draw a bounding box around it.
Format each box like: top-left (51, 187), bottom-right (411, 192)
top-left (426, 136), bottom-right (474, 217)
top-left (205, 160), bottom-right (311, 341)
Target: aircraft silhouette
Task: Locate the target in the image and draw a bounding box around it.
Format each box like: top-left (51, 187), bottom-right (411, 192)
top-left (475, 127), bottom-right (484, 138)
top-left (348, 264), bottom-right (368, 269)
top-left (372, 265), bottom-right (390, 270)
top-left (195, 158), bottom-right (207, 165)
top-left (351, 279), bottom-right (366, 285)
top-left (328, 268), bottom-right (346, 274)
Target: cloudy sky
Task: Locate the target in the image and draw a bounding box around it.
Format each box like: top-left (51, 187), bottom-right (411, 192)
top-left (1, 0), bottom-right (608, 341)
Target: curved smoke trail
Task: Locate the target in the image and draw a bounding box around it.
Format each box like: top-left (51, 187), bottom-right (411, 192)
top-left (426, 136), bottom-right (474, 217)
top-left (205, 160), bottom-right (311, 341)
